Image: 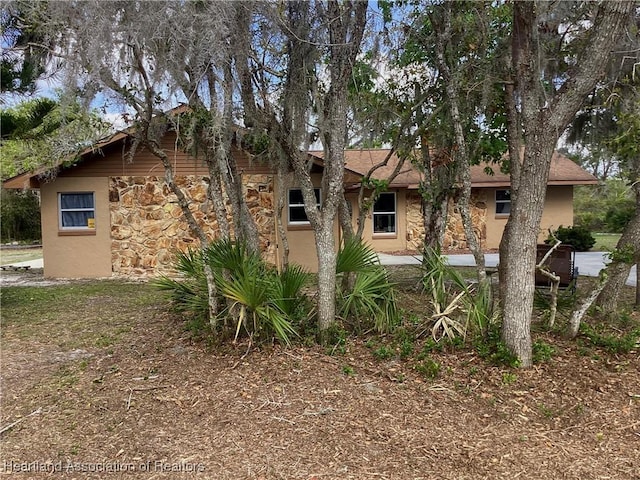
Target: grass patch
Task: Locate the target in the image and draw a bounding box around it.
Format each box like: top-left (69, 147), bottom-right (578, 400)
top-left (0, 280), bottom-right (163, 349)
top-left (591, 233), bottom-right (621, 252)
top-left (0, 247), bottom-right (42, 264)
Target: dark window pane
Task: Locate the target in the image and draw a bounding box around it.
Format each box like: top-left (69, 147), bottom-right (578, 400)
top-left (288, 188), bottom-right (320, 223)
top-left (496, 202), bottom-right (510, 214)
top-left (374, 193), bottom-right (395, 212)
top-left (289, 206), bottom-right (308, 223)
top-left (62, 211), bottom-right (93, 227)
top-left (374, 214), bottom-right (396, 233)
top-left (288, 189), bottom-right (304, 205)
top-left (61, 193), bottom-right (94, 209)
top-left (496, 190), bottom-right (510, 202)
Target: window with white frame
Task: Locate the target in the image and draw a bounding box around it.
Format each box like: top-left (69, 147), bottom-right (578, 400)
top-left (373, 192), bottom-right (396, 234)
top-left (288, 188), bottom-right (320, 224)
top-left (59, 192), bottom-right (96, 229)
top-left (495, 189), bottom-right (511, 215)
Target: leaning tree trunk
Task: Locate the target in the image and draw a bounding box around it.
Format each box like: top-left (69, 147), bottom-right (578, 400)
top-left (220, 61), bottom-right (261, 253)
top-left (147, 137), bottom-right (221, 324)
top-left (275, 159), bottom-right (291, 271)
top-left (595, 197), bottom-right (640, 314)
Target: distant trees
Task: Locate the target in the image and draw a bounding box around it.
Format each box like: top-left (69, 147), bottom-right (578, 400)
top-left (562, 12), bottom-right (640, 314)
top-left (1, 97), bottom-right (109, 243)
top-left (0, 189), bottom-right (40, 242)
top-left (1, 1), bottom-right (56, 94)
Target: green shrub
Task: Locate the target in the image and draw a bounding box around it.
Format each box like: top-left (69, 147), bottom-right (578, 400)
top-left (474, 324), bottom-right (521, 368)
top-left (414, 358), bottom-right (441, 379)
top-left (546, 225), bottom-right (595, 252)
top-left (604, 201), bottom-right (634, 233)
top-left (532, 340), bottom-right (555, 363)
top-left (154, 239), bottom-right (312, 345)
top-left (372, 345), bottom-right (394, 360)
top-left (580, 324), bottom-right (640, 354)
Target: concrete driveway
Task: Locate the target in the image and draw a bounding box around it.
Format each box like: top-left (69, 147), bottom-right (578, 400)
top-left (5, 253), bottom-right (637, 287)
top-left (379, 251), bottom-right (637, 287)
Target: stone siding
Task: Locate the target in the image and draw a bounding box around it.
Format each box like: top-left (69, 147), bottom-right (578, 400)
top-left (406, 192), bottom-right (487, 252)
top-left (109, 175), bottom-right (276, 277)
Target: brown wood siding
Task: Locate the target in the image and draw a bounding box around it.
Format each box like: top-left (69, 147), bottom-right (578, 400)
top-left (59, 131), bottom-right (274, 178)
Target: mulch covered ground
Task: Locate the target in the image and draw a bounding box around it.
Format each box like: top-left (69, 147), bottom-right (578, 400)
top-left (0, 272), bottom-right (638, 479)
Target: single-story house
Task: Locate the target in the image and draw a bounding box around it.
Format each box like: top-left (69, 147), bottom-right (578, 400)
top-left (3, 128), bottom-right (597, 278)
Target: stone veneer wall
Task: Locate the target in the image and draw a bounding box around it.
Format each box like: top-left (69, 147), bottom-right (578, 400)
top-left (109, 174), bottom-right (276, 277)
top-left (406, 192), bottom-right (487, 251)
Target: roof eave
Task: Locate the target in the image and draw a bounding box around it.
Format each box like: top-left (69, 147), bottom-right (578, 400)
top-left (3, 171), bottom-right (43, 189)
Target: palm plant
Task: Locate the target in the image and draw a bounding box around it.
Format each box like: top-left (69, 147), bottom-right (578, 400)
top-left (271, 264), bottom-right (314, 321)
top-left (462, 279), bottom-right (499, 338)
top-left (153, 249), bottom-right (210, 319)
top-left (419, 245), bottom-right (471, 341)
top-left (336, 237), bottom-right (400, 333)
top-left (155, 239), bottom-right (312, 345)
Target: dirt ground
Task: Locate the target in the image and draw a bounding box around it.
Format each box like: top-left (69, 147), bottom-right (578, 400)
top-left (0, 269), bottom-right (639, 480)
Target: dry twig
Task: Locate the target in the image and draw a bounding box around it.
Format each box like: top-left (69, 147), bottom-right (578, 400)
top-left (0, 407), bottom-right (42, 436)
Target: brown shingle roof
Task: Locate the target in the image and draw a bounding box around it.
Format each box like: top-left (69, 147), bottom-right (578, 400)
top-left (323, 149), bottom-right (598, 189)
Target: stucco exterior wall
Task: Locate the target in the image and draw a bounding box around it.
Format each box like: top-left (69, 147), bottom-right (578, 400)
top-left (539, 186), bottom-right (575, 242)
top-left (40, 173), bottom-right (576, 279)
top-left (484, 186), bottom-right (574, 249)
top-left (278, 172), bottom-right (337, 273)
top-left (355, 189), bottom-right (409, 253)
top-left (40, 177), bottom-right (112, 278)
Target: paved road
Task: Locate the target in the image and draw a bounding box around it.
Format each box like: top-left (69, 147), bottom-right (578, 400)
top-left (379, 251), bottom-right (637, 287)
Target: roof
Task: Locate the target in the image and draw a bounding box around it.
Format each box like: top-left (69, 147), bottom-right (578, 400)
top-left (4, 128), bottom-right (597, 190)
top-left (2, 105), bottom-right (191, 190)
top-left (2, 130), bottom-right (132, 189)
top-left (328, 149), bottom-right (598, 189)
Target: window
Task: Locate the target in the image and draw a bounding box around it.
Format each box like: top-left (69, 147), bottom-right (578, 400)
top-left (373, 192), bottom-right (396, 234)
top-left (288, 188), bottom-right (320, 224)
top-left (495, 189), bottom-right (511, 215)
top-left (59, 192), bottom-right (95, 229)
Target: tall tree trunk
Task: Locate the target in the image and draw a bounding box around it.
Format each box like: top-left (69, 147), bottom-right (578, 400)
top-left (501, 1), bottom-right (633, 367)
top-left (275, 160), bottom-right (290, 270)
top-left (205, 150), bottom-right (231, 241)
top-left (339, 195), bottom-right (355, 241)
top-left (419, 138), bottom-right (452, 251)
top-left (315, 221), bottom-right (338, 337)
top-left (432, 7), bottom-right (486, 282)
top-left (635, 254), bottom-right (640, 310)
top-left (146, 137), bottom-right (220, 324)
top-left (220, 60), bottom-right (260, 252)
